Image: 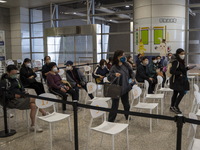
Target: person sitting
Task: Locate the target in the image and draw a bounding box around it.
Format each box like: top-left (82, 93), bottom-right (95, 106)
top-left (136, 53), bottom-right (142, 66)
top-left (156, 55), bottom-right (163, 71)
top-left (46, 62), bottom-right (78, 113)
top-left (147, 57), bottom-right (158, 78)
top-left (65, 61), bottom-right (94, 99)
top-left (92, 59), bottom-right (109, 84)
top-left (1, 65), bottom-right (47, 132)
top-left (107, 57), bottom-right (113, 70)
top-left (42, 56), bottom-right (51, 82)
top-left (127, 55), bottom-right (136, 70)
top-left (20, 58), bottom-right (45, 95)
top-left (135, 57), bottom-right (156, 94)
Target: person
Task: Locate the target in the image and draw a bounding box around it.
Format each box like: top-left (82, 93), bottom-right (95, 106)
top-left (65, 60), bottom-right (94, 99)
top-left (163, 53), bottom-right (173, 70)
top-left (136, 57), bottom-right (156, 94)
top-left (20, 58), bottom-right (45, 95)
top-left (136, 53), bottom-right (142, 66)
top-left (42, 56), bottom-right (51, 82)
top-left (127, 56), bottom-right (136, 70)
top-left (46, 62), bottom-right (79, 112)
top-left (92, 59), bottom-right (109, 84)
top-left (107, 50), bottom-right (135, 122)
top-left (0, 65), bottom-right (47, 132)
top-left (107, 57), bottom-right (113, 70)
top-left (147, 57), bottom-right (159, 79)
top-left (156, 56), bottom-right (163, 70)
top-left (169, 48), bottom-right (193, 114)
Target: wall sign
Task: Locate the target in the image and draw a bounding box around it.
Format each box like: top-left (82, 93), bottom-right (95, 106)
top-left (159, 18), bottom-right (177, 23)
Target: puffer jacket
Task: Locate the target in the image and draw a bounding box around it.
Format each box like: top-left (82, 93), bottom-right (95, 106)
top-left (169, 54), bottom-right (189, 91)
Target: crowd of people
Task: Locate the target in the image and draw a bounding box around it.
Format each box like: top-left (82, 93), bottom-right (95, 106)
top-left (0, 48), bottom-right (194, 132)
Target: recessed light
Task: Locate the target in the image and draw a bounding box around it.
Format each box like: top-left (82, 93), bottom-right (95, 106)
top-left (125, 5), bottom-right (130, 8)
top-left (109, 20), bottom-right (112, 21)
top-left (0, 0), bottom-right (7, 3)
top-left (73, 12), bottom-right (77, 14)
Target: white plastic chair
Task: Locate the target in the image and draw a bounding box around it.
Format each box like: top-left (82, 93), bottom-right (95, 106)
top-left (194, 84), bottom-right (199, 92)
top-left (6, 60), bottom-right (14, 66)
top-left (144, 80), bottom-right (165, 115)
top-left (130, 86), bottom-right (158, 132)
top-left (35, 93), bottom-right (72, 150)
top-left (193, 91), bottom-right (200, 116)
top-left (187, 113), bottom-right (200, 150)
top-left (84, 66), bottom-right (92, 82)
top-left (157, 76), bottom-right (173, 93)
top-left (86, 100), bottom-right (129, 150)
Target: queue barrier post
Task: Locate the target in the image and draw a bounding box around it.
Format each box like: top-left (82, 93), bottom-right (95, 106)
top-left (0, 87), bottom-right (16, 138)
top-left (175, 114), bottom-right (185, 150)
top-left (73, 100), bottom-right (79, 150)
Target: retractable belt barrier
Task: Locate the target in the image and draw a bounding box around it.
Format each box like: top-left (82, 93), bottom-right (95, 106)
top-left (1, 91), bottom-right (200, 150)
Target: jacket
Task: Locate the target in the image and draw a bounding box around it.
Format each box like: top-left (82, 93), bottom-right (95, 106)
top-left (135, 63), bottom-right (150, 82)
top-left (147, 61), bottom-right (158, 78)
top-left (0, 73), bottom-right (25, 101)
top-left (169, 55), bottom-right (189, 91)
top-left (92, 65), bottom-right (109, 84)
top-left (107, 62), bottom-right (135, 95)
top-left (66, 67), bottom-right (87, 87)
top-left (20, 64), bottom-right (37, 86)
top-left (42, 63), bottom-right (50, 81)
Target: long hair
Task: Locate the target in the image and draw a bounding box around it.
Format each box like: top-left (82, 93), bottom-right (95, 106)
top-left (112, 50), bottom-right (124, 66)
top-left (99, 59), bottom-right (107, 67)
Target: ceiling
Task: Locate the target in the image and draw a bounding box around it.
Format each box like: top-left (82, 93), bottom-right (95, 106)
top-left (0, 0), bottom-right (72, 8)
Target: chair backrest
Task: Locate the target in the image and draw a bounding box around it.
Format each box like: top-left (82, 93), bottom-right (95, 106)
top-left (17, 59), bottom-right (22, 64)
top-left (87, 82), bottom-right (97, 94)
top-left (58, 69), bottom-right (65, 76)
top-left (35, 93), bottom-right (57, 109)
top-left (144, 80), bottom-right (149, 95)
top-left (90, 100), bottom-right (108, 118)
top-left (194, 91), bottom-right (200, 104)
top-left (33, 60), bottom-right (42, 68)
top-left (189, 113), bottom-right (198, 139)
top-left (6, 60), bottom-right (14, 66)
top-left (132, 86), bottom-right (142, 100)
top-left (84, 66), bottom-right (91, 72)
top-left (194, 84), bottom-right (199, 92)
top-left (157, 75), bottom-right (163, 85)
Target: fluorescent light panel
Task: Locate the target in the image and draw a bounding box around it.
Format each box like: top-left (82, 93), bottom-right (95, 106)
top-left (0, 0), bottom-right (7, 3)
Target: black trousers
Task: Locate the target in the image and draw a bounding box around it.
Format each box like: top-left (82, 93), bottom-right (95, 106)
top-left (73, 84), bottom-right (94, 100)
top-left (108, 92), bottom-right (130, 122)
top-left (50, 88), bottom-right (79, 111)
top-left (171, 90), bottom-right (185, 108)
top-left (27, 82), bottom-right (45, 95)
top-left (146, 79), bottom-right (157, 94)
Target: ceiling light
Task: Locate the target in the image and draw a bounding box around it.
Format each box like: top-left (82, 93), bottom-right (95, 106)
top-left (0, 0), bottom-right (7, 3)
top-left (109, 20), bottom-right (112, 21)
top-left (125, 5), bottom-right (130, 8)
top-left (73, 12), bottom-right (77, 14)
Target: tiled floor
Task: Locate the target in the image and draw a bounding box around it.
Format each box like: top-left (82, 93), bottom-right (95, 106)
top-left (0, 87), bottom-right (199, 150)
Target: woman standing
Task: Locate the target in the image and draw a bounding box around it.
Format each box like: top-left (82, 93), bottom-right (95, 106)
top-left (107, 50), bottom-right (135, 122)
top-left (170, 48), bottom-right (193, 114)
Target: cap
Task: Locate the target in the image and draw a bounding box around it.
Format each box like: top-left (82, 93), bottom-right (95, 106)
top-left (65, 61), bottom-right (73, 66)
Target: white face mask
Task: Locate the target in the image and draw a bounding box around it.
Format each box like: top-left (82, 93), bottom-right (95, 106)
top-left (153, 60), bottom-right (157, 64)
top-left (179, 55), bottom-right (185, 60)
top-left (66, 66), bottom-right (72, 70)
top-left (26, 63), bottom-right (31, 68)
top-left (157, 59), bottom-right (161, 63)
top-left (53, 67), bottom-right (58, 72)
top-left (168, 56), bottom-right (171, 59)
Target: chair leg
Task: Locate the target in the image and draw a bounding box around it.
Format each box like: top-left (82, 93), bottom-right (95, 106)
top-left (156, 106), bottom-right (159, 124)
top-left (187, 124), bottom-right (192, 138)
top-left (112, 135), bottom-right (115, 150)
top-left (161, 99), bottom-right (164, 115)
top-left (126, 128), bottom-right (129, 150)
top-left (150, 109), bottom-right (152, 133)
top-left (26, 110), bottom-right (30, 133)
top-left (68, 117), bottom-right (72, 141)
top-left (49, 123), bottom-right (53, 150)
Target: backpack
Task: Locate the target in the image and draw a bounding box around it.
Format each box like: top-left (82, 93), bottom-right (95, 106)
top-left (166, 61), bottom-right (179, 78)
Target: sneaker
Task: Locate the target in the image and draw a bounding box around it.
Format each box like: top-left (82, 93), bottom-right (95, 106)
top-left (170, 106), bottom-right (175, 112)
top-left (174, 107), bottom-right (182, 114)
top-left (30, 125), bottom-right (43, 132)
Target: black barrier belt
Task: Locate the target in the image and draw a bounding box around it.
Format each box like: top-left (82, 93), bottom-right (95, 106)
top-left (13, 92), bottom-right (200, 125)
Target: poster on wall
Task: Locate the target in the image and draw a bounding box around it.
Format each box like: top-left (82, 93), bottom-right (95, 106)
top-left (0, 31), bottom-right (5, 58)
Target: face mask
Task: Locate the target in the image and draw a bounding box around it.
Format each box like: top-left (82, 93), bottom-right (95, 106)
top-left (53, 67), bottom-right (58, 72)
top-left (179, 55), bottom-right (185, 60)
top-left (120, 56), bottom-right (126, 63)
top-left (26, 63), bottom-right (31, 68)
top-left (157, 59), bottom-right (161, 63)
top-left (153, 60), bottom-right (157, 64)
top-left (66, 66), bottom-right (72, 70)
top-left (10, 74), bottom-right (17, 79)
top-left (168, 56), bottom-right (171, 59)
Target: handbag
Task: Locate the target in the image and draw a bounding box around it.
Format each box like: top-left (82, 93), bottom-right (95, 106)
top-left (104, 77), bottom-right (122, 99)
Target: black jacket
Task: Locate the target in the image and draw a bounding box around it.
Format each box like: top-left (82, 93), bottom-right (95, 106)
top-left (42, 63), bottom-right (50, 81)
top-left (0, 73), bottom-right (25, 101)
top-left (20, 64), bottom-right (37, 87)
top-left (136, 63), bottom-right (149, 82)
top-left (169, 55), bottom-right (189, 91)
